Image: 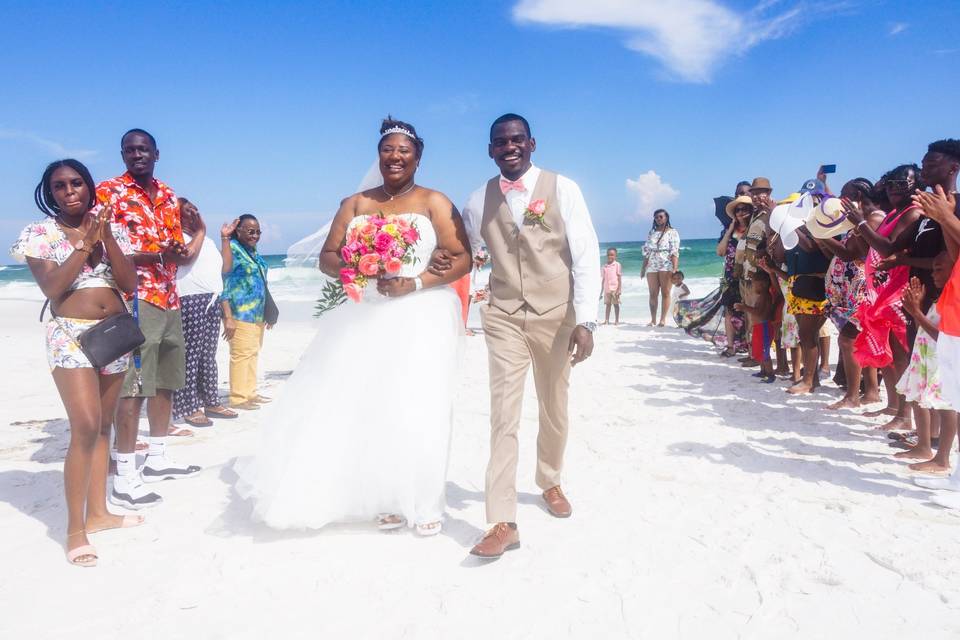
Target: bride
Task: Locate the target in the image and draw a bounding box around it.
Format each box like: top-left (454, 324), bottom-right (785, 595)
top-left (235, 118), bottom-right (471, 535)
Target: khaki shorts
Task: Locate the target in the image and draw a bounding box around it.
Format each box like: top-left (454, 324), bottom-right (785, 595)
top-left (604, 291), bottom-right (621, 305)
top-left (122, 300), bottom-right (186, 397)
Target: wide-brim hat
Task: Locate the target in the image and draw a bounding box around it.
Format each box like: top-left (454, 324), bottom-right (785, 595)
top-left (805, 196), bottom-right (852, 238)
top-left (799, 178), bottom-right (827, 195)
top-left (769, 193), bottom-right (814, 250)
top-left (725, 195), bottom-right (754, 218)
top-left (750, 177), bottom-right (773, 192)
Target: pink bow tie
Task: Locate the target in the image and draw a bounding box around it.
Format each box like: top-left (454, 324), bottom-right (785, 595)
top-left (500, 177), bottom-right (526, 195)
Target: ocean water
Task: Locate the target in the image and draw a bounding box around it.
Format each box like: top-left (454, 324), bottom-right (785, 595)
top-left (1, 238), bottom-right (724, 320)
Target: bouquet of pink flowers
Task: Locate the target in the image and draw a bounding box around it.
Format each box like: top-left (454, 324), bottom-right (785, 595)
top-left (315, 213), bottom-right (421, 315)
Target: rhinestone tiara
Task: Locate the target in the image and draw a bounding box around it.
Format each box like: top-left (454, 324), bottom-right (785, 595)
top-left (381, 126), bottom-right (416, 140)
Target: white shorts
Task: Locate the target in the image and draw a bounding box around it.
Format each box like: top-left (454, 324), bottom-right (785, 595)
top-left (936, 332), bottom-right (960, 410)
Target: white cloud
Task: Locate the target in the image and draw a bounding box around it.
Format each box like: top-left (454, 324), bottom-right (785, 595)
top-left (626, 171), bottom-right (679, 222)
top-left (0, 128), bottom-right (97, 159)
top-left (512, 0), bottom-right (816, 83)
top-left (888, 22), bottom-right (908, 36)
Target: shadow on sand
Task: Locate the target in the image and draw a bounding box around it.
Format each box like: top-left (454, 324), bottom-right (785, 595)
top-left (617, 328), bottom-right (929, 500)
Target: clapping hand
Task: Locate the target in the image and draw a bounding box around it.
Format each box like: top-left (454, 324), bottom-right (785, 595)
top-left (876, 250), bottom-right (907, 271)
top-left (82, 206), bottom-right (111, 247)
top-left (912, 185), bottom-right (956, 224)
top-left (901, 276), bottom-right (925, 319)
top-left (841, 198), bottom-right (864, 226)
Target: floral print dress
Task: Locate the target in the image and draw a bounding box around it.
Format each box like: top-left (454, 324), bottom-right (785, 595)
top-left (896, 304), bottom-right (951, 410)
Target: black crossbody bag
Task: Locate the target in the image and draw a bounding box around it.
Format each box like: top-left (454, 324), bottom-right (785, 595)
top-left (42, 290), bottom-right (146, 368)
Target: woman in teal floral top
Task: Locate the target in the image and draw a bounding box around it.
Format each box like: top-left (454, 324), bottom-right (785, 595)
top-left (220, 214), bottom-right (270, 409)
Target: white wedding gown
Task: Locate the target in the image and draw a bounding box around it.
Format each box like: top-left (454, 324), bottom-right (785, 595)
top-left (235, 214), bottom-right (462, 529)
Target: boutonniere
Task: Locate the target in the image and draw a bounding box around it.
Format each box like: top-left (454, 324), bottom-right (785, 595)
top-left (523, 199), bottom-right (551, 230)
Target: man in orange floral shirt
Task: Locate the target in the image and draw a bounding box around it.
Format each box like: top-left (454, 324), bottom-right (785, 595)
top-left (97, 129), bottom-right (206, 509)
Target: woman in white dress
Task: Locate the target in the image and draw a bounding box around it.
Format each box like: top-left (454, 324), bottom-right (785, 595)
top-left (236, 117), bottom-right (471, 535)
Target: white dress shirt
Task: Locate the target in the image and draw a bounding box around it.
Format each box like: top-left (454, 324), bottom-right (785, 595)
top-left (176, 233), bottom-right (224, 299)
top-left (462, 164), bottom-right (601, 325)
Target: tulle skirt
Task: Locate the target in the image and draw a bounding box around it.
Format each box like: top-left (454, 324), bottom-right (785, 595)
top-left (235, 286), bottom-right (463, 530)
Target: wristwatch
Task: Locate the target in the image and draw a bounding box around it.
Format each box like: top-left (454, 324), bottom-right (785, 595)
top-left (579, 322), bottom-right (597, 333)
top-left (414, 276), bottom-right (424, 291)
top-left (74, 240), bottom-right (91, 254)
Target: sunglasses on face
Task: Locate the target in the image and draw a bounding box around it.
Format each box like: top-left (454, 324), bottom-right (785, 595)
top-left (241, 228), bottom-right (261, 235)
top-left (886, 179), bottom-right (912, 191)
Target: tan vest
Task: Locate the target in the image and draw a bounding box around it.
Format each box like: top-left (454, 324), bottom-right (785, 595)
top-left (480, 170), bottom-right (574, 315)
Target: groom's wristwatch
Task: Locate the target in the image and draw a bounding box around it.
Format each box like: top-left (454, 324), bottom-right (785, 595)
top-left (579, 322), bottom-right (597, 333)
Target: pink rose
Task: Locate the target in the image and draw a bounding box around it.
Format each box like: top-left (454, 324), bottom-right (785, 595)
top-left (529, 199), bottom-right (546, 216)
top-left (343, 282), bottom-right (363, 303)
top-left (340, 246), bottom-right (355, 264)
top-left (360, 222), bottom-right (377, 237)
top-left (374, 232), bottom-right (395, 253)
top-left (401, 228), bottom-right (419, 244)
top-left (358, 253), bottom-right (381, 277)
top-left (384, 257), bottom-right (402, 274)
top-left (339, 268), bottom-right (357, 285)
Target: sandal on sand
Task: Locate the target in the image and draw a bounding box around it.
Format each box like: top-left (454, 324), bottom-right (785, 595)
top-left (66, 532), bottom-right (97, 567)
top-left (415, 521), bottom-right (443, 537)
top-left (377, 514), bottom-right (405, 531)
top-left (183, 414), bottom-right (214, 428)
top-left (167, 425), bottom-right (195, 437)
top-left (86, 515), bottom-right (145, 534)
top-left (204, 406), bottom-right (238, 419)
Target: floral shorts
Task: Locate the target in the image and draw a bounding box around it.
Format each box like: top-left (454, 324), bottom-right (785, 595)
top-left (785, 277), bottom-right (828, 316)
top-left (46, 318), bottom-right (130, 375)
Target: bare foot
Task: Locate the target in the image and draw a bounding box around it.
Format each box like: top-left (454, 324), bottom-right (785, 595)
top-left (774, 367), bottom-right (790, 376)
top-left (85, 513), bottom-right (145, 534)
top-left (875, 416), bottom-right (911, 431)
top-left (860, 394), bottom-right (882, 405)
top-left (740, 358), bottom-right (759, 367)
top-left (826, 396), bottom-right (861, 410)
top-left (787, 382), bottom-right (813, 395)
top-left (465, 329), bottom-right (476, 336)
top-left (863, 406), bottom-right (898, 418)
top-left (895, 446), bottom-right (934, 460)
top-left (909, 459), bottom-right (951, 474)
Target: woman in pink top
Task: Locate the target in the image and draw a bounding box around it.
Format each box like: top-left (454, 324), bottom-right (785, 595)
top-left (846, 165), bottom-right (923, 429)
top-left (601, 247), bottom-right (622, 325)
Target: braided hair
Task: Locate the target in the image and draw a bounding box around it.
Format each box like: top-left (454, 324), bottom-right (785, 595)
top-left (378, 116), bottom-right (424, 159)
top-left (33, 159), bottom-right (97, 218)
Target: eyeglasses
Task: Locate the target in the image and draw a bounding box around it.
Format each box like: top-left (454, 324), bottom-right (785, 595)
top-left (242, 229), bottom-right (262, 235)
top-left (886, 179), bottom-right (912, 191)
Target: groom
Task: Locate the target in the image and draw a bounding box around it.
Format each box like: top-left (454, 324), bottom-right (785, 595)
top-left (435, 113), bottom-right (600, 558)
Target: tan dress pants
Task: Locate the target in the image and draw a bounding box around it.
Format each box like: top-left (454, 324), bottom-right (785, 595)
top-left (229, 320), bottom-right (264, 405)
top-left (481, 302), bottom-right (576, 523)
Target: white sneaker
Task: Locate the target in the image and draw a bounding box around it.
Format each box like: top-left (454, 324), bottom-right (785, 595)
top-left (110, 473), bottom-right (163, 510)
top-left (141, 454), bottom-right (202, 483)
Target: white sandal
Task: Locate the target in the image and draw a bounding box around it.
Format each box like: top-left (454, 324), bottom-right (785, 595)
top-left (376, 514), bottom-right (405, 531)
top-left (415, 520), bottom-right (443, 537)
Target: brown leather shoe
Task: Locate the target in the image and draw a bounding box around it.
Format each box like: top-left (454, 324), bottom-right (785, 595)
top-left (543, 486), bottom-right (572, 518)
top-left (469, 523), bottom-right (520, 558)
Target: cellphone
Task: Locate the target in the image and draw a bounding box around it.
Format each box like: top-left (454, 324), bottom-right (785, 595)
top-left (820, 164), bottom-right (837, 174)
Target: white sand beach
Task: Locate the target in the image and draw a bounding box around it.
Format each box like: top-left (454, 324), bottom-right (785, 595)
top-left (2, 298), bottom-right (960, 639)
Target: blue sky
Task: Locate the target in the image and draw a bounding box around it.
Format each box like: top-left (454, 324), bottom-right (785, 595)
top-left (1, 0), bottom-right (957, 260)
